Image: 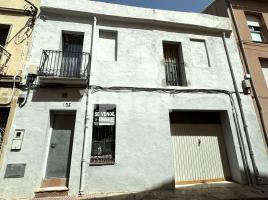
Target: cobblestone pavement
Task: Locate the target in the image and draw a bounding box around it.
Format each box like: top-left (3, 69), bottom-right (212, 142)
top-left (33, 182), bottom-right (268, 200)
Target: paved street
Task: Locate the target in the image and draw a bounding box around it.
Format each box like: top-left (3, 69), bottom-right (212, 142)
top-left (33, 182), bottom-right (268, 200)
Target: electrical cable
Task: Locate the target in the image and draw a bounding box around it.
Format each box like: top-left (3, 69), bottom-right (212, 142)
top-left (89, 84), bottom-right (256, 185)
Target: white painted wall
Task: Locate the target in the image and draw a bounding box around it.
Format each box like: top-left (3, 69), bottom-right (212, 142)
top-left (0, 1), bottom-right (268, 199)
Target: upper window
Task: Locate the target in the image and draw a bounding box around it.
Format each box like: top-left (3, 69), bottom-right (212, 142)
top-left (246, 15), bottom-right (264, 42)
top-left (0, 25), bottom-right (10, 47)
top-left (163, 42), bottom-right (187, 86)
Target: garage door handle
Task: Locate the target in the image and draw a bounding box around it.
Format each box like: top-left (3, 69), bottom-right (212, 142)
top-left (51, 143), bottom-right (57, 148)
top-left (198, 139), bottom-right (201, 146)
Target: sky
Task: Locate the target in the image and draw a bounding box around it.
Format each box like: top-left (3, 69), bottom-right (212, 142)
top-left (93, 0), bottom-right (214, 12)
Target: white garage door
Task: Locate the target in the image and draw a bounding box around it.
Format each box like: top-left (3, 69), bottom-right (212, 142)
top-left (171, 123), bottom-right (231, 184)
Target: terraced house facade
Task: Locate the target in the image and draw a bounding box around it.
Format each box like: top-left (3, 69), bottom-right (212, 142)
top-left (1, 0), bottom-right (268, 199)
top-left (0, 0), bottom-right (39, 166)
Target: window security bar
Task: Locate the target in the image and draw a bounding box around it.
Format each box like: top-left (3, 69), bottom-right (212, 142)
top-left (165, 60), bottom-right (185, 86)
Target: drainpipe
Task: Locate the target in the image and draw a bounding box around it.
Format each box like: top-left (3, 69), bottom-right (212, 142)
top-left (79, 16), bottom-right (97, 196)
top-left (225, 0), bottom-right (268, 161)
top-left (222, 32), bottom-right (260, 185)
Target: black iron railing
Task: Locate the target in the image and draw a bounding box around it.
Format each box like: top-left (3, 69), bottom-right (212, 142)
top-left (38, 50), bottom-right (90, 79)
top-left (0, 44), bottom-right (11, 73)
top-left (165, 60), bottom-right (186, 86)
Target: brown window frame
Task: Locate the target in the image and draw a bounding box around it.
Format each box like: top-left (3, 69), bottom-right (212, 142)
top-left (245, 13), bottom-right (266, 43)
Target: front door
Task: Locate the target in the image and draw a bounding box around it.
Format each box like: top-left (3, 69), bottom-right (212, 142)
top-left (44, 114), bottom-right (76, 187)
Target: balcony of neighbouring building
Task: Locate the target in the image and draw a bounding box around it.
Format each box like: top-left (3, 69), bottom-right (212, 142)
top-left (0, 44), bottom-right (11, 76)
top-left (37, 50), bottom-right (90, 85)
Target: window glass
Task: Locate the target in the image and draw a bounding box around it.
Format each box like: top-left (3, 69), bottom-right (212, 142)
top-left (251, 32), bottom-right (263, 42)
top-left (246, 15), bottom-right (264, 42)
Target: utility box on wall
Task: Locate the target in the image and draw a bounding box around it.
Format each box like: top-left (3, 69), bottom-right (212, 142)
top-left (11, 129), bottom-right (25, 151)
top-left (4, 164), bottom-right (26, 178)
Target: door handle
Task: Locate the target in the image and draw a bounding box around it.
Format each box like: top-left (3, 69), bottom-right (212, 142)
top-left (50, 143), bottom-right (57, 148)
top-left (198, 139), bottom-right (201, 146)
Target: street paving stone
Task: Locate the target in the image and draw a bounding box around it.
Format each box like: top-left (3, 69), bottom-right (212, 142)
top-left (33, 183), bottom-right (268, 200)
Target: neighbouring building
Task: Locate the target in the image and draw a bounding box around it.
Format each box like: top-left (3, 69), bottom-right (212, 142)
top-left (0, 0), bottom-right (39, 166)
top-left (204, 0), bottom-right (268, 157)
top-left (1, 0), bottom-right (268, 199)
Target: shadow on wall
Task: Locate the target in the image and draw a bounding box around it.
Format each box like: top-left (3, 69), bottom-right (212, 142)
top-left (70, 181), bottom-right (268, 200)
top-left (31, 88), bottom-right (85, 102)
top-left (33, 181), bottom-right (174, 199)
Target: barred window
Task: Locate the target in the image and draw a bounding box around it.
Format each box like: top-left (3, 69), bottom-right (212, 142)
top-left (90, 104), bottom-right (116, 165)
top-left (163, 42), bottom-right (187, 86)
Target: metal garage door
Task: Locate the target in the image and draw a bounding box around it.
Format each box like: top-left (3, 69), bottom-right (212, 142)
top-left (171, 123), bottom-right (231, 184)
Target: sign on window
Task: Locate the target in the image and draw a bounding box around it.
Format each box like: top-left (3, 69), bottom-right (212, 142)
top-left (90, 104), bottom-right (116, 165)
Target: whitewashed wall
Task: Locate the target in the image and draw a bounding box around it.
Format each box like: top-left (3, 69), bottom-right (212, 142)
top-left (0, 1), bottom-right (268, 199)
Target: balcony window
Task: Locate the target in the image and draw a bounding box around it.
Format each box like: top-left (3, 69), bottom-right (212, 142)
top-left (163, 43), bottom-right (187, 86)
top-left (61, 33), bottom-right (84, 77)
top-left (38, 33), bottom-right (90, 80)
top-left (246, 15), bottom-right (264, 42)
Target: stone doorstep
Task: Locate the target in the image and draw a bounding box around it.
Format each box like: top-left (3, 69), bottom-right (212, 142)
top-left (78, 192), bottom-right (134, 199)
top-left (34, 187), bottom-right (69, 198)
top-left (35, 186), bottom-right (69, 192)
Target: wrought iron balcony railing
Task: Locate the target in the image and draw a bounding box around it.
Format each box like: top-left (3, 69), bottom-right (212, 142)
top-left (0, 44), bottom-right (11, 74)
top-left (38, 50), bottom-right (90, 79)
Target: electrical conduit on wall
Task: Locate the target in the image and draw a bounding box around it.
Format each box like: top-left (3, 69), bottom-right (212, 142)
top-left (79, 16), bottom-right (97, 196)
top-left (222, 31), bottom-right (260, 185)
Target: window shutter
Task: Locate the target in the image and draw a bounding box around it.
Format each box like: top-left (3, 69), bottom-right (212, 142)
top-left (246, 15), bottom-right (260, 27)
